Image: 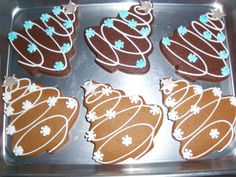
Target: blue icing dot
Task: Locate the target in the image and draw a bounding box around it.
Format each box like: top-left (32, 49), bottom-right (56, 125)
top-left (219, 50), bottom-right (229, 59)
top-left (203, 31), bottom-right (212, 40)
top-left (119, 10), bottom-right (129, 19)
top-left (199, 14), bottom-right (209, 24)
top-left (24, 20), bottom-right (33, 30)
top-left (128, 19), bottom-right (137, 29)
top-left (63, 20), bottom-right (73, 29)
top-left (46, 26), bottom-right (55, 36)
top-left (136, 59), bottom-right (146, 68)
top-left (61, 43), bottom-right (71, 53)
top-left (221, 66), bottom-right (230, 76)
top-left (178, 26), bottom-right (187, 36)
top-left (27, 43), bottom-right (37, 53)
top-left (52, 6), bottom-right (62, 15)
top-left (104, 19), bottom-right (113, 28)
top-left (140, 27), bottom-right (150, 37)
top-left (217, 32), bottom-right (226, 42)
top-left (162, 37), bottom-right (171, 47)
top-left (8, 32), bottom-right (18, 41)
top-left (85, 28), bottom-right (95, 39)
top-left (40, 13), bottom-right (50, 23)
top-left (54, 61), bottom-right (65, 71)
top-left (114, 40), bottom-right (124, 49)
top-left (188, 53), bottom-right (198, 63)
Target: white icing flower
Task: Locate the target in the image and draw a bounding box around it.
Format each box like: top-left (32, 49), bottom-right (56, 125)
top-left (93, 150), bottom-right (104, 162)
top-left (47, 97), bottom-right (58, 107)
top-left (168, 110), bottom-right (179, 121)
top-left (102, 86), bottom-right (112, 96)
top-left (150, 105), bottom-right (161, 115)
top-left (182, 149), bottom-right (193, 160)
top-left (85, 130), bottom-right (96, 141)
top-left (129, 95), bottom-right (140, 104)
top-left (173, 128), bottom-right (184, 140)
top-left (86, 111), bottom-right (97, 122)
top-left (212, 87), bottom-right (222, 97)
top-left (13, 146), bottom-right (24, 156)
top-left (230, 97), bottom-right (236, 107)
top-left (165, 97), bottom-right (177, 108)
top-left (209, 128), bottom-right (220, 139)
top-left (5, 106), bottom-right (14, 116)
top-left (40, 125), bottom-right (51, 137)
top-left (190, 105), bottom-right (200, 115)
top-left (193, 85), bottom-right (203, 95)
top-left (160, 78), bottom-right (178, 95)
top-left (2, 92), bottom-right (11, 102)
top-left (27, 83), bottom-right (38, 92)
top-left (6, 125), bottom-right (16, 135)
top-left (22, 100), bottom-right (33, 110)
top-left (105, 109), bottom-right (116, 119)
top-left (82, 80), bottom-right (98, 96)
top-left (122, 135), bottom-right (132, 147)
top-left (66, 98), bottom-right (77, 109)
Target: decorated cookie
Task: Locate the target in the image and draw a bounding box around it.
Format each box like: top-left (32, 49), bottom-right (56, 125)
top-left (84, 0), bottom-right (154, 74)
top-left (2, 75), bottom-right (80, 157)
top-left (160, 9), bottom-right (230, 82)
top-left (8, 1), bottom-right (79, 76)
top-left (82, 80), bottom-right (163, 164)
top-left (160, 78), bottom-right (236, 160)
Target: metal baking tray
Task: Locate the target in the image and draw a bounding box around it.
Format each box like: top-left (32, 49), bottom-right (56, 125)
top-left (1, 0), bottom-right (236, 176)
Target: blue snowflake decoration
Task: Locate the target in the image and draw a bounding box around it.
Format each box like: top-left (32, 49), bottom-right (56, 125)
top-left (139, 27), bottom-right (150, 37)
top-left (104, 19), bottom-right (113, 28)
top-left (114, 40), bottom-right (124, 49)
top-left (61, 43), bottom-right (71, 53)
top-left (221, 66), bottom-right (230, 76)
top-left (40, 13), bottom-right (50, 23)
top-left (136, 59), bottom-right (146, 68)
top-left (85, 28), bottom-right (95, 39)
top-left (187, 53), bottom-right (198, 63)
top-left (178, 26), bottom-right (187, 36)
top-left (128, 19), bottom-right (137, 29)
top-left (162, 37), bottom-right (171, 47)
top-left (119, 10), bottom-right (129, 19)
top-left (24, 20), bottom-right (33, 30)
top-left (203, 31), bottom-right (212, 40)
top-left (63, 20), bottom-right (73, 29)
top-left (52, 6), bottom-right (62, 15)
top-left (54, 61), bottom-right (65, 71)
top-left (217, 32), bottom-right (226, 42)
top-left (219, 50), bottom-right (229, 59)
top-left (46, 26), bottom-right (55, 36)
top-left (27, 43), bottom-right (37, 53)
top-left (199, 14), bottom-right (209, 24)
top-left (8, 32), bottom-right (18, 41)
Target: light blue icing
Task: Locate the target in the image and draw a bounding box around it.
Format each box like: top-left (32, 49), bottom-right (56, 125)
top-left (140, 27), bottom-right (150, 37)
top-left (27, 43), bottom-right (37, 53)
top-left (46, 26), bottom-right (55, 36)
top-left (221, 66), bottom-right (230, 76)
top-left (203, 31), bottom-right (212, 40)
top-left (199, 14), bottom-right (209, 24)
top-left (187, 53), bottom-right (198, 63)
top-left (63, 20), bottom-right (73, 29)
top-left (219, 50), bottom-right (229, 59)
top-left (104, 19), bottom-right (113, 28)
top-left (40, 13), bottom-right (50, 23)
top-left (136, 59), bottom-right (146, 68)
top-left (52, 6), bottom-right (62, 15)
top-left (85, 28), bottom-right (95, 38)
top-left (114, 40), bottom-right (124, 49)
top-left (119, 10), bottom-right (129, 19)
top-left (128, 19), bottom-right (137, 29)
top-left (61, 43), bottom-right (71, 53)
top-left (162, 37), bottom-right (171, 47)
top-left (24, 20), bottom-right (33, 30)
top-left (178, 26), bottom-right (187, 36)
top-left (217, 32), bottom-right (226, 42)
top-left (8, 32), bottom-right (18, 41)
top-left (54, 61), bottom-right (64, 71)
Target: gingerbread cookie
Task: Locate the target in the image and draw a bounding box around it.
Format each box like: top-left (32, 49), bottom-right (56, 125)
top-left (8, 1), bottom-right (79, 76)
top-left (82, 80), bottom-right (163, 164)
top-left (84, 1), bottom-right (154, 74)
top-left (160, 78), bottom-right (236, 160)
top-left (160, 9), bottom-right (230, 82)
top-left (2, 75), bottom-right (80, 157)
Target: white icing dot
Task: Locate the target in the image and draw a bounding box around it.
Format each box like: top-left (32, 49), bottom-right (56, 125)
top-left (105, 109), bottom-right (116, 119)
top-left (160, 78), bottom-right (177, 95)
top-left (6, 125), bottom-right (16, 135)
top-left (86, 111), bottom-right (97, 122)
top-left (27, 83), bottom-right (38, 92)
top-left (209, 128), bottom-right (220, 139)
top-left (190, 105), bottom-right (200, 115)
top-left (102, 86), bottom-right (112, 96)
top-left (85, 130), bottom-right (96, 141)
top-left (40, 125), bottom-right (51, 137)
top-left (150, 105), bottom-right (161, 115)
top-left (122, 135), bottom-right (132, 147)
top-left (165, 97), bottom-right (177, 108)
top-left (168, 110), bottom-right (179, 121)
top-left (93, 150), bottom-right (104, 162)
top-left (5, 106), bottom-right (14, 116)
top-left (66, 98), bottom-right (77, 109)
top-left (22, 100), bottom-right (33, 110)
top-left (193, 85), bottom-right (203, 95)
top-left (182, 149), bottom-right (193, 160)
top-left (230, 97), bottom-right (236, 107)
top-left (173, 128), bottom-right (184, 140)
top-left (129, 95), bottom-right (140, 104)
top-left (13, 146), bottom-right (24, 156)
top-left (2, 92), bottom-right (11, 102)
top-left (47, 97), bottom-right (58, 107)
top-left (212, 87), bottom-right (222, 97)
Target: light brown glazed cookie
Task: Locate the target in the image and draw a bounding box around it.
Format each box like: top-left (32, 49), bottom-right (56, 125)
top-left (82, 80), bottom-right (163, 164)
top-left (160, 78), bottom-right (236, 160)
top-left (2, 75), bottom-right (80, 157)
